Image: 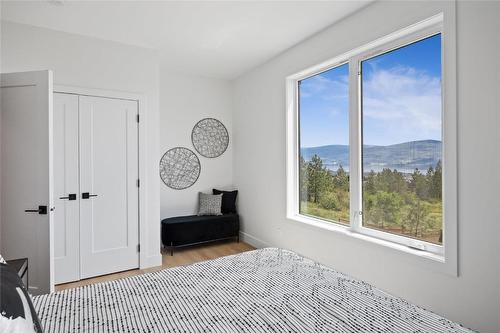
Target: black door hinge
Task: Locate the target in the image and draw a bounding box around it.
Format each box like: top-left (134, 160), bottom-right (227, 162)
top-left (137, 179), bottom-right (140, 187)
top-left (136, 114), bottom-right (140, 123)
top-left (137, 244), bottom-right (140, 252)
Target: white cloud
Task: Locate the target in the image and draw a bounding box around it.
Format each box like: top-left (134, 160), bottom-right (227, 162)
top-left (300, 73), bottom-right (348, 100)
top-left (363, 65), bottom-right (442, 140)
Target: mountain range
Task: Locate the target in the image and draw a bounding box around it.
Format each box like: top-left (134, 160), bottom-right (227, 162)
top-left (301, 140), bottom-right (442, 174)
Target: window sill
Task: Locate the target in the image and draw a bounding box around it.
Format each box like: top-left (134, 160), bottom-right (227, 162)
top-left (288, 213), bottom-right (450, 268)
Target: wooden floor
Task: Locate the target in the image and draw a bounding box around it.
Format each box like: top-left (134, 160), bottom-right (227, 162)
top-left (55, 240), bottom-right (255, 291)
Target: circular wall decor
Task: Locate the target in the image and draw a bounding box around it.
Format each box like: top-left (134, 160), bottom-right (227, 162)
top-left (159, 147), bottom-right (201, 190)
top-left (191, 118), bottom-right (229, 158)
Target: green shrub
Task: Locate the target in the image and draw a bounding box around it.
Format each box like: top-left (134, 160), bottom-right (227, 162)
top-left (319, 192), bottom-right (340, 210)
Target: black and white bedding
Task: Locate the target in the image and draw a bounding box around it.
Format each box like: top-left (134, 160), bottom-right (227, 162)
top-left (1, 261), bottom-right (43, 333)
top-left (33, 248), bottom-right (473, 333)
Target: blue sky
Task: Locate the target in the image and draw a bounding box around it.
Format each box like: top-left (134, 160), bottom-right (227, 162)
top-left (299, 34), bottom-right (442, 147)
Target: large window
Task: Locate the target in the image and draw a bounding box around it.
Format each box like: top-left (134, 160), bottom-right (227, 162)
top-left (287, 15), bottom-right (456, 260)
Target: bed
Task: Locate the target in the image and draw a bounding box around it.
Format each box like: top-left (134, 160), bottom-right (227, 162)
top-left (33, 248), bottom-right (474, 333)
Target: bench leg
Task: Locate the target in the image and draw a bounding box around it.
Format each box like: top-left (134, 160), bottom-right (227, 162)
top-left (236, 234), bottom-right (239, 243)
top-left (170, 242), bottom-right (173, 256)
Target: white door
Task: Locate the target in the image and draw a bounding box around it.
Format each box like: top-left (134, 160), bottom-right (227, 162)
top-left (79, 96), bottom-right (139, 279)
top-left (53, 93), bottom-right (80, 284)
top-left (0, 70), bottom-right (54, 295)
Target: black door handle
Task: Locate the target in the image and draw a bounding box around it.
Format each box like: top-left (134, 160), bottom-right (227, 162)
top-left (59, 194), bottom-right (77, 200)
top-left (25, 206), bottom-right (47, 215)
top-left (82, 192), bottom-right (98, 199)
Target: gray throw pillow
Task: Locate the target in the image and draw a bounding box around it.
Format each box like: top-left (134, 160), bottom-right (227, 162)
top-left (198, 192), bottom-right (223, 216)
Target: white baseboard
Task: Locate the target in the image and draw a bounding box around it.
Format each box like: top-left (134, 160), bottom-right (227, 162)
top-left (141, 254), bottom-right (162, 269)
top-left (239, 231), bottom-right (270, 249)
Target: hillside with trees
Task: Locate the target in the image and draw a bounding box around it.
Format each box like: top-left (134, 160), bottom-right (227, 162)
top-left (299, 154), bottom-right (442, 244)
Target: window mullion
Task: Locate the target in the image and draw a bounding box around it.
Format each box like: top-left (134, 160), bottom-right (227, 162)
top-left (349, 57), bottom-right (362, 232)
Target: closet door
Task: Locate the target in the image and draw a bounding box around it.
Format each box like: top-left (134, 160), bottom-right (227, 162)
top-left (53, 93), bottom-right (80, 284)
top-left (79, 96), bottom-right (139, 278)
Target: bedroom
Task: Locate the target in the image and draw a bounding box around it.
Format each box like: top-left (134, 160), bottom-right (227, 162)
top-left (0, 1), bottom-right (499, 332)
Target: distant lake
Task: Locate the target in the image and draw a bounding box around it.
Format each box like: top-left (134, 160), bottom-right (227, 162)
top-left (301, 140), bottom-right (442, 174)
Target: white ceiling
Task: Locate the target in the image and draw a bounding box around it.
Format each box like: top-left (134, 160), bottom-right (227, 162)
top-left (1, 1), bottom-right (372, 79)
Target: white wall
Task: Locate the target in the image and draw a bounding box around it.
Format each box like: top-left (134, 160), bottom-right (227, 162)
top-left (0, 21), bottom-right (162, 267)
top-left (159, 71), bottom-right (233, 218)
top-left (233, 1), bottom-right (500, 332)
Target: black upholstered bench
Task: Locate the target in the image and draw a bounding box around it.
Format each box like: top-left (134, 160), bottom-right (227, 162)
top-left (161, 214), bottom-right (239, 255)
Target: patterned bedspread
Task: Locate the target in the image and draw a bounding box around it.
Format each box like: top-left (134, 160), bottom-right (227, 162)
top-left (33, 248), bottom-right (473, 332)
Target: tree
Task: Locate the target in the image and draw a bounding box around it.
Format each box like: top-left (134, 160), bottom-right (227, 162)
top-left (409, 168), bottom-right (428, 199)
top-left (390, 169), bottom-right (408, 194)
top-left (429, 160), bottom-right (442, 199)
top-left (299, 155), bottom-right (309, 202)
top-left (374, 168), bottom-right (392, 192)
top-left (364, 170), bottom-right (377, 195)
top-left (406, 194), bottom-right (431, 237)
top-left (332, 165), bottom-right (349, 192)
top-left (426, 166), bottom-right (435, 183)
top-left (364, 191), bottom-right (403, 228)
top-left (306, 155), bottom-right (329, 203)
top-left (372, 168), bottom-right (407, 195)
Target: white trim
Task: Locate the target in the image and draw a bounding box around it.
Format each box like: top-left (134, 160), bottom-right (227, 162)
top-left (349, 55), bottom-right (362, 235)
top-left (285, 11), bottom-right (457, 276)
top-left (53, 84), bottom-right (150, 271)
top-left (239, 231), bottom-right (269, 249)
top-left (287, 13), bottom-right (444, 82)
top-left (137, 98), bottom-right (150, 270)
top-left (145, 254), bottom-right (162, 268)
top-left (285, 79), bottom-right (299, 221)
top-left (54, 85), bottom-right (140, 102)
top-left (287, 213), bottom-right (453, 276)
top-left (47, 71), bottom-right (55, 293)
top-left (440, 3), bottom-right (458, 276)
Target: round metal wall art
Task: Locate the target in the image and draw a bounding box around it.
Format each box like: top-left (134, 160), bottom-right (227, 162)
top-left (191, 118), bottom-right (229, 158)
top-left (159, 147), bottom-right (201, 190)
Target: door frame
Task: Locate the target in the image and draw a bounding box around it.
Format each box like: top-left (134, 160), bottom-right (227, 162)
top-left (54, 85), bottom-right (148, 272)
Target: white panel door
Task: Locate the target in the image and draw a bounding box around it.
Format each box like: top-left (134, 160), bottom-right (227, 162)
top-left (53, 93), bottom-right (80, 284)
top-left (0, 70), bottom-right (54, 294)
top-left (79, 96), bottom-right (139, 279)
